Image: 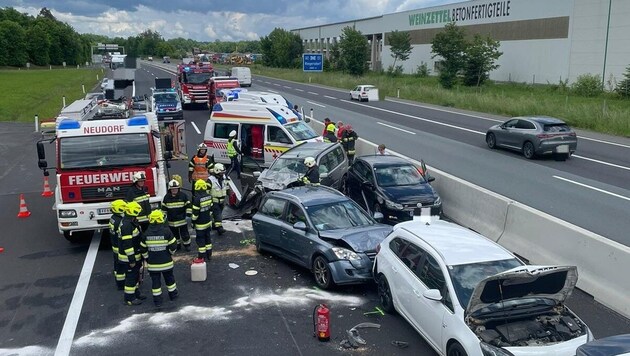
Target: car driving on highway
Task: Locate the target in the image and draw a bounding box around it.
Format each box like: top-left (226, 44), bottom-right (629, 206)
top-left (374, 220), bottom-right (592, 356)
top-left (350, 85), bottom-right (376, 102)
top-left (486, 116), bottom-right (578, 160)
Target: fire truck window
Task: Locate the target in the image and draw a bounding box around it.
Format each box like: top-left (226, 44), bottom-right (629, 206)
top-left (214, 123), bottom-right (238, 139)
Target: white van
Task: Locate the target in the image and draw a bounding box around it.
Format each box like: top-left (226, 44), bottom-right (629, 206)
top-left (230, 67), bottom-right (252, 87)
top-left (204, 101), bottom-right (321, 167)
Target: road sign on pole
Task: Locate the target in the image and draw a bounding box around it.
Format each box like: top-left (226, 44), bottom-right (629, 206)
top-left (303, 54), bottom-right (323, 72)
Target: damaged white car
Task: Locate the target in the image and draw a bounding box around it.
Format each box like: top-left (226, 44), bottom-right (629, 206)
top-left (373, 220), bottom-right (593, 356)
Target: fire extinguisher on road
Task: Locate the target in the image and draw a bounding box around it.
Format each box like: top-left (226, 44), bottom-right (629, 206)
top-left (313, 304), bottom-right (331, 342)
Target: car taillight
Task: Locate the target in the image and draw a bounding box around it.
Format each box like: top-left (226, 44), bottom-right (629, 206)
top-left (537, 134), bottom-right (552, 139)
top-left (376, 243), bottom-right (381, 254)
top-left (361, 92), bottom-right (366, 95)
top-left (568, 132), bottom-right (577, 137)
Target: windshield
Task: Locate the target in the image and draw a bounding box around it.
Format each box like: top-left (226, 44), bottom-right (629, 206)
top-left (60, 133), bottom-right (151, 169)
top-left (154, 93), bottom-right (178, 103)
top-left (375, 164), bottom-right (425, 187)
top-left (184, 72), bottom-right (211, 84)
top-left (308, 200), bottom-right (374, 231)
top-left (284, 122), bottom-right (319, 141)
top-left (268, 158), bottom-right (306, 174)
top-left (449, 258), bottom-right (523, 310)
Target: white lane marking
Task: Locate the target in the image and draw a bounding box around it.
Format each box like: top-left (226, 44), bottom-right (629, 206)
top-left (324, 95), bottom-right (337, 100)
top-left (307, 101), bottom-right (326, 108)
top-left (386, 98), bottom-right (504, 123)
top-left (572, 154), bottom-right (630, 171)
top-left (579, 136), bottom-right (630, 149)
top-left (553, 176), bottom-right (630, 202)
top-left (54, 234), bottom-right (100, 356)
top-left (268, 89), bottom-right (279, 94)
top-left (377, 122), bottom-right (416, 135)
top-left (295, 88), bottom-right (304, 92)
top-left (273, 83), bottom-right (281, 86)
top-left (283, 86), bottom-right (292, 89)
top-left (191, 121), bottom-right (202, 135)
top-left (308, 91), bottom-right (319, 95)
top-left (155, 76), bottom-right (158, 79)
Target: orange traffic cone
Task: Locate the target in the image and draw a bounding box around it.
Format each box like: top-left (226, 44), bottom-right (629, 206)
top-left (17, 194), bottom-right (31, 218)
top-left (42, 176), bottom-right (53, 197)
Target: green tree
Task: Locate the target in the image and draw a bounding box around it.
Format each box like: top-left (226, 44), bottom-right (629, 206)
top-left (260, 28), bottom-right (303, 68)
top-left (338, 26), bottom-right (369, 76)
top-left (431, 22), bottom-right (467, 88)
top-left (388, 30), bottom-right (412, 69)
top-left (26, 23), bottom-right (51, 65)
top-left (0, 20), bottom-right (28, 66)
top-left (463, 34), bottom-right (502, 86)
top-left (137, 30), bottom-right (163, 56)
top-left (156, 41), bottom-right (175, 57)
top-left (616, 65), bottom-right (630, 98)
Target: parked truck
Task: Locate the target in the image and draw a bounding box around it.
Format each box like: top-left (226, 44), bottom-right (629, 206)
top-left (176, 63), bottom-right (214, 109)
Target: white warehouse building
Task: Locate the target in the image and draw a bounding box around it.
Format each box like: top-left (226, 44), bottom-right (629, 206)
top-left (292, 0), bottom-right (630, 85)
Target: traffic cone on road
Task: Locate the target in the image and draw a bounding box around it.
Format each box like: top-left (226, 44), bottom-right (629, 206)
top-left (41, 176), bottom-right (53, 197)
top-left (17, 194), bottom-right (31, 218)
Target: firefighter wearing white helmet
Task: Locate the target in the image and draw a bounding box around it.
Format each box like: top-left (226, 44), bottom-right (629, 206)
top-left (161, 179), bottom-right (192, 251)
top-left (189, 142), bottom-right (214, 187)
top-left (301, 157), bottom-right (320, 185)
top-left (226, 130), bottom-right (242, 179)
top-left (125, 171), bottom-right (151, 231)
top-left (208, 163), bottom-right (229, 235)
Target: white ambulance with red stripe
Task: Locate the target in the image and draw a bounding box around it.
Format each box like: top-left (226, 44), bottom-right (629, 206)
top-left (36, 113), bottom-right (168, 241)
top-left (205, 101), bottom-right (322, 168)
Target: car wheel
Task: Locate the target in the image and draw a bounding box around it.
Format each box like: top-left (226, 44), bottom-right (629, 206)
top-left (377, 274), bottom-right (395, 313)
top-left (349, 94), bottom-right (353, 101)
top-left (312, 255), bottom-right (333, 289)
top-left (447, 342), bottom-right (467, 356)
top-left (522, 141), bottom-right (535, 159)
top-left (255, 236), bottom-right (264, 253)
top-left (486, 133), bottom-right (496, 149)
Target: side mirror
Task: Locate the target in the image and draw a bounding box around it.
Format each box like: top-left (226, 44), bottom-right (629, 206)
top-left (320, 172), bottom-right (329, 179)
top-left (373, 212), bottom-right (384, 221)
top-left (293, 221), bottom-right (307, 231)
top-left (36, 141), bottom-right (46, 160)
top-left (38, 159), bottom-right (48, 169)
top-left (423, 289), bottom-right (443, 301)
top-left (427, 175), bottom-right (435, 183)
top-left (253, 171), bottom-right (261, 177)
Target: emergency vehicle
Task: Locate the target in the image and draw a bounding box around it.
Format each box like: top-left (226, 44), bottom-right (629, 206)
top-left (207, 76), bottom-right (240, 110)
top-left (177, 63), bottom-right (214, 108)
top-left (151, 78), bottom-right (183, 120)
top-left (204, 102), bottom-right (321, 167)
top-left (220, 90), bottom-right (297, 111)
top-left (36, 113), bottom-right (168, 242)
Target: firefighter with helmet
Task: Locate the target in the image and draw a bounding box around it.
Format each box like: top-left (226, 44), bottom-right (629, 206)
top-left (189, 142), bottom-right (214, 193)
top-left (341, 124), bottom-right (358, 164)
top-left (161, 179), bottom-right (192, 251)
top-left (119, 201), bottom-right (147, 306)
top-left (109, 199), bottom-right (127, 290)
top-left (323, 124), bottom-right (338, 143)
top-left (125, 172), bottom-right (151, 232)
top-left (191, 180), bottom-right (214, 260)
top-left (209, 163), bottom-right (229, 235)
top-left (301, 157), bottom-right (320, 185)
top-left (227, 130), bottom-right (242, 179)
top-left (139, 210), bottom-right (178, 307)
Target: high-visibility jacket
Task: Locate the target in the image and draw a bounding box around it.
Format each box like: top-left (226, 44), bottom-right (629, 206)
top-left (161, 191), bottom-right (191, 227)
top-left (125, 185), bottom-right (151, 223)
top-left (139, 224), bottom-right (177, 272)
top-left (208, 175), bottom-right (228, 203)
top-left (108, 213), bottom-right (124, 254)
top-left (189, 155), bottom-right (213, 181)
top-left (341, 130), bottom-right (358, 155)
top-left (301, 166), bottom-right (320, 185)
top-left (118, 216), bottom-right (142, 264)
top-left (227, 138), bottom-right (241, 158)
top-left (323, 131), bottom-right (337, 143)
top-left (191, 190), bottom-right (214, 230)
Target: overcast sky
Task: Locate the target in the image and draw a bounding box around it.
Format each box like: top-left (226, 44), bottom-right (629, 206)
top-left (3, 0), bottom-right (461, 41)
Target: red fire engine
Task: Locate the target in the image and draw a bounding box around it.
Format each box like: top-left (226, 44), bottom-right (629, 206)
top-left (207, 76), bottom-right (241, 111)
top-left (177, 63), bottom-right (214, 109)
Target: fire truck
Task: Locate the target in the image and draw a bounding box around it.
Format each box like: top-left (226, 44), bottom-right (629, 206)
top-left (176, 63), bottom-right (214, 109)
top-left (208, 76), bottom-right (241, 111)
top-left (36, 113), bottom-right (168, 242)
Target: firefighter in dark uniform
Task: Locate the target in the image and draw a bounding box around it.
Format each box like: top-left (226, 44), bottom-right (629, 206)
top-left (323, 124), bottom-right (338, 143)
top-left (227, 130), bottom-right (242, 179)
top-left (139, 210), bottom-right (178, 307)
top-left (125, 172), bottom-right (151, 232)
top-left (119, 201), bottom-right (147, 306)
top-left (189, 143), bottom-right (214, 195)
top-left (341, 124), bottom-right (358, 164)
top-left (208, 163), bottom-right (229, 235)
top-left (161, 179), bottom-right (192, 251)
top-left (109, 199), bottom-right (127, 290)
top-left (300, 157), bottom-right (320, 185)
top-left (191, 180), bottom-right (214, 260)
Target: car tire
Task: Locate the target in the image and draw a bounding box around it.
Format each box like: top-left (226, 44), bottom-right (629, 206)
top-left (377, 274), bottom-right (395, 313)
top-left (522, 141), bottom-right (535, 159)
top-left (255, 236), bottom-right (264, 253)
top-left (486, 133), bottom-right (496, 149)
top-left (312, 255), bottom-right (334, 289)
top-left (447, 342), bottom-right (467, 356)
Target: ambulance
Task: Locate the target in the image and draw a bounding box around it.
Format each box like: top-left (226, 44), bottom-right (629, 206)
top-left (204, 101), bottom-right (322, 167)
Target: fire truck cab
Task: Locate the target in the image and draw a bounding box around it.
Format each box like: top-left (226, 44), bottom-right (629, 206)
top-left (177, 63), bottom-right (214, 109)
top-left (208, 76), bottom-right (240, 111)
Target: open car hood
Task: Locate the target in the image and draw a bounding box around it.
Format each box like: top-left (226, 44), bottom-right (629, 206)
top-left (319, 225), bottom-right (392, 253)
top-left (467, 265), bottom-right (578, 317)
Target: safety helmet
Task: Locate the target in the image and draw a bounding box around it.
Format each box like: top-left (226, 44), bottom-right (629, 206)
top-left (326, 123), bottom-right (336, 132)
top-left (132, 172), bottom-right (146, 183)
top-left (304, 157), bottom-right (316, 168)
top-left (197, 143), bottom-right (208, 150)
top-left (110, 199), bottom-right (127, 214)
top-left (168, 179), bottom-right (180, 189)
top-left (148, 209), bottom-right (165, 224)
top-left (213, 163), bottom-right (225, 174)
top-left (229, 130), bottom-right (237, 137)
top-left (125, 201), bottom-right (142, 217)
top-left (345, 124), bottom-right (353, 131)
top-left (194, 179), bottom-right (208, 191)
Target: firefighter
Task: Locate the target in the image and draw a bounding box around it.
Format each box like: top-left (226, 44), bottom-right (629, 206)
top-left (322, 118), bottom-right (332, 136)
top-left (119, 201), bottom-right (147, 306)
top-left (208, 163), bottom-right (229, 235)
top-left (323, 123), bottom-right (338, 143)
top-left (189, 143), bottom-right (214, 194)
top-left (109, 199), bottom-right (127, 290)
top-left (227, 130), bottom-right (242, 179)
top-left (341, 125), bottom-right (358, 164)
top-left (301, 157), bottom-right (320, 185)
top-left (125, 172), bottom-right (151, 232)
top-left (191, 179), bottom-right (214, 260)
top-left (139, 210), bottom-right (178, 307)
top-left (161, 179), bottom-right (192, 251)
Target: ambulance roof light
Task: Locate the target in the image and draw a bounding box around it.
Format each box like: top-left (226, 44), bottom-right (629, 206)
top-left (57, 119), bottom-right (81, 130)
top-left (127, 116), bottom-right (149, 126)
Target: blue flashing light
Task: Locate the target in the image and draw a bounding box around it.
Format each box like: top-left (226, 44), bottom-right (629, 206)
top-left (212, 104), bottom-right (223, 112)
top-left (128, 116), bottom-right (149, 126)
top-left (57, 119), bottom-right (81, 130)
top-left (184, 66), bottom-right (191, 72)
top-left (267, 109), bottom-right (286, 125)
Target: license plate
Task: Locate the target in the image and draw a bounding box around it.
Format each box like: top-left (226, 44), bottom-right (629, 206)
top-left (556, 144), bottom-right (569, 153)
top-left (412, 207), bottom-right (431, 216)
top-left (164, 117), bottom-right (173, 120)
top-left (98, 208), bottom-right (111, 215)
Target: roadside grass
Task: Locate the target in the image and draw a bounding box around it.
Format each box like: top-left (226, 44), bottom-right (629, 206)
top-left (249, 66), bottom-right (630, 137)
top-left (0, 68), bottom-right (102, 122)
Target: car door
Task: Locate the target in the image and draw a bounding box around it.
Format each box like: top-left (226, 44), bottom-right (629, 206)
top-left (252, 197), bottom-right (286, 252)
top-left (264, 125), bottom-right (292, 164)
top-left (361, 164), bottom-right (378, 213)
top-left (318, 146), bottom-right (345, 188)
top-left (346, 160), bottom-right (365, 202)
top-left (389, 238), bottom-right (426, 329)
top-left (515, 119), bottom-right (536, 148)
top-left (351, 86), bottom-right (360, 100)
top-left (281, 202), bottom-right (314, 267)
top-left (496, 119), bottom-right (519, 148)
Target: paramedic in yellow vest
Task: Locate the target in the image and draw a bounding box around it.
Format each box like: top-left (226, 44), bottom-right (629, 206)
top-left (189, 143), bottom-right (214, 194)
top-left (209, 163), bottom-right (229, 235)
top-left (227, 130), bottom-right (242, 179)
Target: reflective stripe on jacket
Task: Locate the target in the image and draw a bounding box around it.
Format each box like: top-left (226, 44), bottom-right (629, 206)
top-left (161, 191), bottom-right (191, 227)
top-left (125, 185), bottom-right (151, 222)
top-left (192, 191), bottom-right (214, 230)
top-left (139, 224), bottom-right (177, 272)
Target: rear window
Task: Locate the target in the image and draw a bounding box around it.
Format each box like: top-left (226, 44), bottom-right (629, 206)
top-left (543, 124), bottom-right (571, 133)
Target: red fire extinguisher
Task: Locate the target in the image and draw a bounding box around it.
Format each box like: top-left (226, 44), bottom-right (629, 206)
top-left (313, 304), bottom-right (331, 342)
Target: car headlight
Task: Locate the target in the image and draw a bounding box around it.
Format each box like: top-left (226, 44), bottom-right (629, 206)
top-left (385, 200), bottom-right (404, 210)
top-left (479, 342), bottom-right (514, 356)
top-left (176, 102), bottom-right (182, 111)
top-left (332, 247), bottom-right (360, 260)
top-left (434, 195), bottom-right (441, 205)
top-left (59, 210), bottom-right (77, 218)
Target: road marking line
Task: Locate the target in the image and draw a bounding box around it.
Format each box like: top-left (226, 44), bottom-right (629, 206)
top-left (295, 88), bottom-right (304, 92)
top-left (572, 155), bottom-right (630, 171)
top-left (308, 91), bottom-right (319, 95)
top-left (54, 234), bottom-right (100, 356)
top-left (283, 86), bottom-right (292, 89)
top-left (553, 176), bottom-right (630, 202)
top-left (386, 98), bottom-right (504, 123)
top-left (273, 83), bottom-right (281, 86)
top-left (191, 121), bottom-right (201, 135)
top-left (307, 101), bottom-right (326, 108)
top-left (268, 89), bottom-right (279, 93)
top-left (377, 122), bottom-right (416, 135)
top-left (579, 137), bottom-right (630, 149)
top-left (324, 95), bottom-right (337, 99)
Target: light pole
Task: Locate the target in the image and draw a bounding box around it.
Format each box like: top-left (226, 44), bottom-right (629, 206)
top-left (602, 0), bottom-right (612, 88)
